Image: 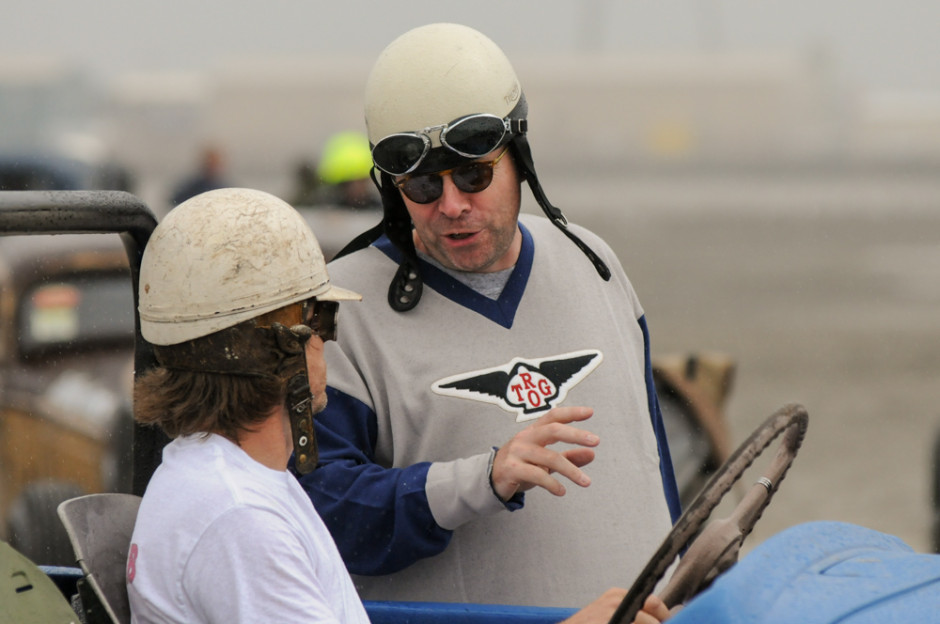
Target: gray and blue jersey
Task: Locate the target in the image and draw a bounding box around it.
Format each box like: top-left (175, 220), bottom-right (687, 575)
top-left (297, 214), bottom-right (680, 607)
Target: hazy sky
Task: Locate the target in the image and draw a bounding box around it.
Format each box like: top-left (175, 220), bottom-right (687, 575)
top-left (2, 1), bottom-right (939, 94)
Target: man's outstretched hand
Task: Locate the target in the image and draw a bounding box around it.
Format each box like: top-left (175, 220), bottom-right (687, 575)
top-left (491, 406), bottom-right (598, 502)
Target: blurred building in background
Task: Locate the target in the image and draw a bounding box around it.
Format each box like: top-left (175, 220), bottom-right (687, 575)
top-left (2, 48), bottom-right (939, 214)
top-left (0, 58), bottom-right (98, 155)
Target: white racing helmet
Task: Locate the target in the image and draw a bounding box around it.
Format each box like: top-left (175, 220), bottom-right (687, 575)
top-left (365, 22), bottom-right (524, 175)
top-left (140, 187), bottom-right (360, 346)
top-left (338, 23), bottom-right (609, 313)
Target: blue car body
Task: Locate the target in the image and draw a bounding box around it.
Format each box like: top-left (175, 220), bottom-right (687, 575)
top-left (670, 521), bottom-right (940, 624)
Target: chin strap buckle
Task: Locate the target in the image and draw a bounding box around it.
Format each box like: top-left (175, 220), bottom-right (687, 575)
top-left (388, 259), bottom-right (423, 311)
top-left (273, 323), bottom-right (318, 474)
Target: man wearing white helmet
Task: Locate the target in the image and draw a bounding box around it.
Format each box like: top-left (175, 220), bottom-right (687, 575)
top-left (125, 188), bottom-right (368, 623)
top-left (124, 187), bottom-right (669, 624)
top-left (297, 23), bottom-right (682, 609)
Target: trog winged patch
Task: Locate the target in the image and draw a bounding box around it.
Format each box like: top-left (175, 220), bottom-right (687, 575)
top-left (431, 350), bottom-right (603, 422)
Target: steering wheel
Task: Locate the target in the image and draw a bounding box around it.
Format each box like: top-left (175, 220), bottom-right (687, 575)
top-left (609, 403), bottom-right (809, 623)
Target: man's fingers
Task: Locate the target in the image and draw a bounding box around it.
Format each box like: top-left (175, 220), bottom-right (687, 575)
top-left (513, 463), bottom-right (568, 496)
top-left (492, 406), bottom-right (600, 500)
top-left (561, 447), bottom-right (596, 469)
top-left (520, 446), bottom-right (592, 490)
top-left (524, 420), bottom-right (600, 449)
top-left (494, 445), bottom-right (593, 498)
top-left (536, 405), bottom-right (594, 426)
top-left (512, 406), bottom-right (598, 449)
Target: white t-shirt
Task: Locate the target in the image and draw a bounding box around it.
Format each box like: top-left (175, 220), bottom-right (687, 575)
top-left (127, 434), bottom-right (369, 624)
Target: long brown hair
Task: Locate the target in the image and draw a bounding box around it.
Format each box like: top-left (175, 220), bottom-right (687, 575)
top-left (134, 369), bottom-right (284, 442)
top-left (134, 304), bottom-right (303, 442)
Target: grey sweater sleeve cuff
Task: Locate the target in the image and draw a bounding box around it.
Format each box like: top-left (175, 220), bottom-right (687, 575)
top-left (425, 449), bottom-right (520, 530)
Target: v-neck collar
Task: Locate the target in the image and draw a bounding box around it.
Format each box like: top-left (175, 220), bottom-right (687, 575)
top-left (374, 223), bottom-right (533, 329)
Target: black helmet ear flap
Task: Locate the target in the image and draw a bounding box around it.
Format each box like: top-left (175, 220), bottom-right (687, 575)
top-left (388, 259), bottom-right (423, 311)
top-left (376, 170), bottom-right (423, 311)
top-left (509, 136), bottom-right (611, 281)
top-left (334, 168), bottom-right (424, 311)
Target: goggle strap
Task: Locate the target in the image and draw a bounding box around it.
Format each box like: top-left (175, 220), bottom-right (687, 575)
top-left (511, 136), bottom-right (611, 281)
top-left (153, 322), bottom-right (309, 377)
top-left (554, 222), bottom-right (612, 282)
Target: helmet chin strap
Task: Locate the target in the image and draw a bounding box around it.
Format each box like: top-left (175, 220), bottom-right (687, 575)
top-left (508, 135), bottom-right (611, 281)
top-left (275, 324), bottom-right (319, 474)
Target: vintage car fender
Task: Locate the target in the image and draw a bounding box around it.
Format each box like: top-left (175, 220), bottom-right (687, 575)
top-left (668, 520), bottom-right (940, 624)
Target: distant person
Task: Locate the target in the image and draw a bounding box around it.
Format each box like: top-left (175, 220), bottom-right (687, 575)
top-left (314, 131), bottom-right (380, 210)
top-left (295, 22), bottom-right (680, 609)
top-left (288, 158), bottom-right (322, 207)
top-left (169, 146), bottom-right (230, 207)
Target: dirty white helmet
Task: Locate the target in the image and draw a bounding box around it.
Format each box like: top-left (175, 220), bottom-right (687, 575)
top-left (139, 187), bottom-right (360, 346)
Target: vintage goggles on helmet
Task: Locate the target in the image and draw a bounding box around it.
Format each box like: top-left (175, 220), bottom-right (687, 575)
top-left (372, 113), bottom-right (523, 176)
top-left (393, 146), bottom-right (509, 204)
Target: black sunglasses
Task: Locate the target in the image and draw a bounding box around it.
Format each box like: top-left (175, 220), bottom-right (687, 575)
top-left (393, 146), bottom-right (510, 205)
top-left (302, 299), bottom-right (339, 342)
top-left (372, 113), bottom-right (523, 176)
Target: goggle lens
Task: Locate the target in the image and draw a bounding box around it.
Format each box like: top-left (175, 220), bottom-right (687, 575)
top-left (441, 115), bottom-right (508, 158)
top-left (371, 134), bottom-right (429, 176)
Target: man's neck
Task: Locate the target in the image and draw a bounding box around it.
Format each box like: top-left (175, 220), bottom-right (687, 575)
top-left (418, 250), bottom-right (515, 300)
top-left (230, 408), bottom-right (292, 471)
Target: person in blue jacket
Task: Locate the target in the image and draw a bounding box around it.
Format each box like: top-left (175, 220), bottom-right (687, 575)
top-left (295, 23), bottom-right (681, 610)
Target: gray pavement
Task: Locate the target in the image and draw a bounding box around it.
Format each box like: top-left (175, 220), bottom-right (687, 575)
top-left (534, 168), bottom-right (940, 554)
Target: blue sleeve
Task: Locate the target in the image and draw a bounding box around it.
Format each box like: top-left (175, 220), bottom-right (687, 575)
top-left (293, 386), bottom-right (453, 575)
top-left (640, 315), bottom-right (683, 524)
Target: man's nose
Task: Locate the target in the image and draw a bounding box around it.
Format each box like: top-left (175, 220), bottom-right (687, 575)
top-left (436, 174), bottom-right (471, 219)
